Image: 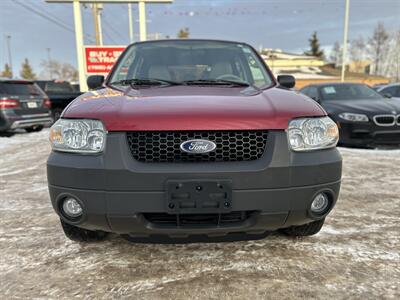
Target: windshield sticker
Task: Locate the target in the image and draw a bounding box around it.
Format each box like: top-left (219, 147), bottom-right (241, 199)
top-left (323, 86), bottom-right (336, 94)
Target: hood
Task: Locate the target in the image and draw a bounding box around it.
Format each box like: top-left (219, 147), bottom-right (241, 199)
top-left (63, 86), bottom-right (325, 131)
top-left (323, 98), bottom-right (400, 116)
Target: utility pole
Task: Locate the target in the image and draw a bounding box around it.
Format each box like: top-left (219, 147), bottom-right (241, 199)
top-left (45, 1), bottom-right (173, 92)
top-left (97, 4), bottom-right (103, 45)
top-left (128, 3), bottom-right (134, 43)
top-left (46, 48), bottom-right (53, 79)
top-left (92, 3), bottom-right (103, 45)
top-left (341, 0), bottom-right (350, 82)
top-left (138, 0), bottom-right (147, 41)
top-left (72, 0), bottom-right (87, 91)
top-left (5, 35), bottom-right (13, 76)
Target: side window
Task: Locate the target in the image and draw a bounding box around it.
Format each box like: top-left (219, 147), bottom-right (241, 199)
top-left (308, 87), bottom-right (320, 100)
top-left (382, 86), bottom-right (399, 97)
top-left (300, 87), bottom-right (309, 96)
top-left (301, 86), bottom-right (319, 100)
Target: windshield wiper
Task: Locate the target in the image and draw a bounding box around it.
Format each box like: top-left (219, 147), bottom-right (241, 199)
top-left (109, 78), bottom-right (180, 87)
top-left (182, 79), bottom-right (251, 87)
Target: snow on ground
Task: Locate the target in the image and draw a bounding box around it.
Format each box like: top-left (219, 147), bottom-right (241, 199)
top-left (0, 131), bottom-right (399, 299)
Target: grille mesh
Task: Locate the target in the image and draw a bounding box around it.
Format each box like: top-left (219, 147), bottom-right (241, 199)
top-left (126, 130), bottom-right (268, 163)
top-left (143, 211), bottom-right (254, 227)
top-left (374, 115), bottom-right (395, 126)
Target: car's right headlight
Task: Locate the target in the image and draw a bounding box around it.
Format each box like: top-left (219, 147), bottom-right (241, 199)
top-left (49, 119), bottom-right (106, 153)
top-left (288, 117), bottom-right (339, 151)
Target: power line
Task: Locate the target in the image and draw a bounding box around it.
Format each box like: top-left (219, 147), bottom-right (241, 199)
top-left (26, 0), bottom-right (76, 32)
top-left (13, 0), bottom-right (95, 44)
top-left (102, 15), bottom-right (126, 44)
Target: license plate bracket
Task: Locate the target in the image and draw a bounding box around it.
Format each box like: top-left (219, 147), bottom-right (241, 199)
top-left (166, 180), bottom-right (232, 214)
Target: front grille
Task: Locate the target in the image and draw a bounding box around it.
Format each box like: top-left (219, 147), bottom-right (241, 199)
top-left (373, 115), bottom-right (396, 126)
top-left (126, 130), bottom-right (268, 163)
top-left (143, 211), bottom-right (255, 227)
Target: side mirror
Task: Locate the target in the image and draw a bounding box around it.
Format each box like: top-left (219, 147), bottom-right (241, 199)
top-left (277, 75), bottom-right (295, 89)
top-left (383, 93), bottom-right (392, 99)
top-left (87, 75), bottom-right (105, 90)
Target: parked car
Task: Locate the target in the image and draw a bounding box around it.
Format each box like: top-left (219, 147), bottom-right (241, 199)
top-left (47, 39), bottom-right (342, 243)
top-left (35, 80), bottom-right (82, 121)
top-left (375, 83), bottom-right (400, 99)
top-left (300, 83), bottom-right (400, 147)
top-left (0, 78), bottom-right (53, 134)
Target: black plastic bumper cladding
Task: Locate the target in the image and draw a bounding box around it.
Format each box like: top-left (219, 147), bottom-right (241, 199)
top-left (47, 131), bottom-right (342, 236)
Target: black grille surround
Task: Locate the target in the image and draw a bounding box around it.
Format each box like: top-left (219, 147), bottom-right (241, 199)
top-left (126, 130), bottom-right (268, 163)
top-left (143, 211), bottom-right (255, 227)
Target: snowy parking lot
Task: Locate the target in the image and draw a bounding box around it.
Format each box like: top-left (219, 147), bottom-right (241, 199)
top-left (0, 130), bottom-right (399, 299)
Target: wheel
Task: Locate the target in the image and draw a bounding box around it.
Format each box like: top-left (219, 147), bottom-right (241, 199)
top-left (0, 131), bottom-right (15, 137)
top-left (25, 126), bottom-right (43, 133)
top-left (60, 219), bottom-right (108, 242)
top-left (52, 108), bottom-right (63, 122)
top-left (281, 219), bottom-right (325, 237)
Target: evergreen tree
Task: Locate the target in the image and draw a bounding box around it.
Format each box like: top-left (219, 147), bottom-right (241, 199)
top-left (177, 27), bottom-right (190, 39)
top-left (304, 31), bottom-right (325, 59)
top-left (20, 58), bottom-right (36, 80)
top-left (1, 63), bottom-right (13, 78)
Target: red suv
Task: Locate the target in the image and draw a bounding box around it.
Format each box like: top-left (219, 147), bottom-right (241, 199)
top-left (47, 40), bottom-right (342, 243)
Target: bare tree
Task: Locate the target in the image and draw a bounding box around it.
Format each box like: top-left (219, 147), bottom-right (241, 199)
top-left (350, 37), bottom-right (366, 73)
top-left (368, 22), bottom-right (390, 75)
top-left (40, 60), bottom-right (78, 81)
top-left (383, 29), bottom-right (400, 81)
top-left (329, 41), bottom-right (342, 67)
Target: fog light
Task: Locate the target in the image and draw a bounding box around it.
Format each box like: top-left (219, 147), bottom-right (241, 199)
top-left (311, 193), bottom-right (329, 214)
top-left (62, 197), bottom-right (83, 218)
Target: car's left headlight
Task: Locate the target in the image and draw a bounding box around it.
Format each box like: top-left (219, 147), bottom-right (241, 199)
top-left (49, 119), bottom-right (106, 153)
top-left (338, 112), bottom-right (369, 122)
top-left (288, 117), bottom-right (339, 151)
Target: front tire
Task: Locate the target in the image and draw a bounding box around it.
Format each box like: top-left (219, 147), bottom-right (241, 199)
top-left (52, 108), bottom-right (63, 122)
top-left (25, 126), bottom-right (43, 133)
top-left (281, 219), bottom-right (325, 237)
top-left (60, 219), bottom-right (108, 242)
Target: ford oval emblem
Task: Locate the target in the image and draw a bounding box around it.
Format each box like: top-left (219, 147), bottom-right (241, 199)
top-left (180, 139), bottom-right (217, 154)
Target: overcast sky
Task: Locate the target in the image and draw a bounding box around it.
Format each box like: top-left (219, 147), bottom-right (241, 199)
top-left (1, 0), bottom-right (399, 77)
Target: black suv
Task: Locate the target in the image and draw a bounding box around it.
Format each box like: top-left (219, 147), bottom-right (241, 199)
top-left (0, 79), bottom-right (53, 133)
top-left (35, 80), bottom-right (82, 121)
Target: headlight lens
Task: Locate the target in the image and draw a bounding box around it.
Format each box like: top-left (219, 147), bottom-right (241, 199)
top-left (288, 117), bottom-right (339, 151)
top-left (49, 119), bottom-right (106, 153)
top-left (338, 112), bottom-right (369, 122)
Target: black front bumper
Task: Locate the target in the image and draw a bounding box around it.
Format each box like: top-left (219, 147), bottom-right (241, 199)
top-left (47, 131), bottom-right (342, 237)
top-left (338, 121), bottom-right (400, 147)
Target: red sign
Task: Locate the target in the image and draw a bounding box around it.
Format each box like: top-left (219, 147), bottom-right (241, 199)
top-left (84, 46), bottom-right (126, 74)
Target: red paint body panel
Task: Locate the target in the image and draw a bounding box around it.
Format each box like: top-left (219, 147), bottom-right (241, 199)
top-left (63, 86), bottom-right (326, 131)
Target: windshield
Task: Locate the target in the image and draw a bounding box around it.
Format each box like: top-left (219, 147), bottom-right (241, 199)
top-left (320, 84), bottom-right (383, 101)
top-left (45, 81), bottom-right (74, 93)
top-left (109, 40), bottom-right (273, 88)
